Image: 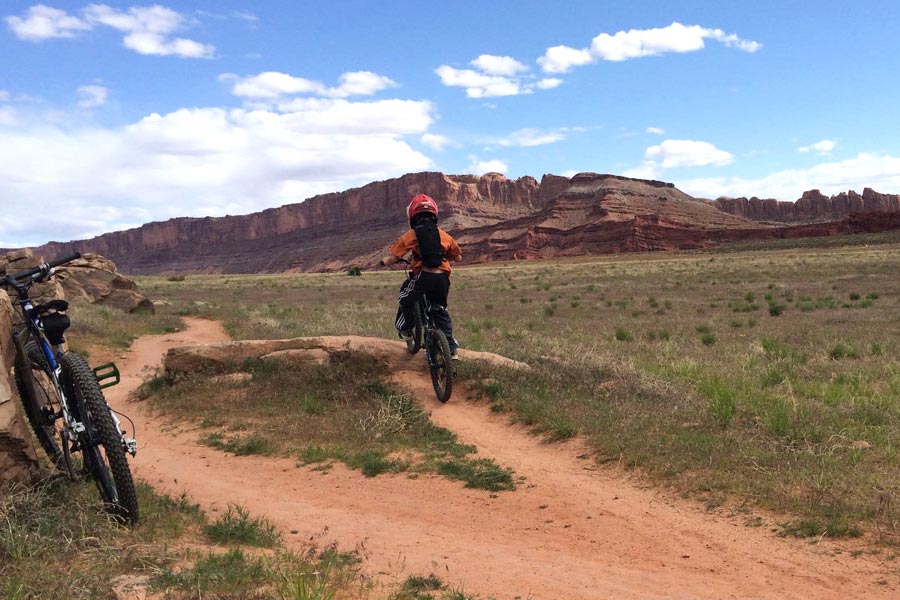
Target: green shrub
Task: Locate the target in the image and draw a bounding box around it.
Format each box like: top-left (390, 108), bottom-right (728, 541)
top-left (614, 327), bottom-right (633, 342)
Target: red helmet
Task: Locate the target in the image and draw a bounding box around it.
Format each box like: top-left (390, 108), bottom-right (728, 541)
top-left (407, 194), bottom-right (438, 221)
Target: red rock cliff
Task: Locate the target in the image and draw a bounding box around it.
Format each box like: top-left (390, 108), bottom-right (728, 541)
top-left (25, 172), bottom-right (900, 274)
top-left (712, 188), bottom-right (900, 222)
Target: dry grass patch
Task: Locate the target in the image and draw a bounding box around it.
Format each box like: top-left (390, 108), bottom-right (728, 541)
top-left (135, 235), bottom-right (900, 541)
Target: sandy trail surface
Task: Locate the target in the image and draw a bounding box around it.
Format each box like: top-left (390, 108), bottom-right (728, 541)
top-left (105, 317), bottom-right (897, 600)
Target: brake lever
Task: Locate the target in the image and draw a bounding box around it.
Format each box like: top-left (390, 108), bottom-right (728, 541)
top-left (31, 264), bottom-right (56, 283)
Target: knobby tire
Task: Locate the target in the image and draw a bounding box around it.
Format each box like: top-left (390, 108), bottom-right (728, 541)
top-left (14, 341), bottom-right (65, 469)
top-left (61, 352), bottom-right (139, 524)
top-left (428, 328), bottom-right (453, 403)
top-left (406, 301), bottom-right (424, 354)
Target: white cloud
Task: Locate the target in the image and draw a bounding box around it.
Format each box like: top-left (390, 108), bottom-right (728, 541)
top-left (622, 161), bottom-right (662, 180)
top-left (0, 99), bottom-right (436, 246)
top-left (226, 72), bottom-right (325, 98)
top-left (0, 106), bottom-right (15, 126)
top-left (435, 65), bottom-right (524, 98)
top-left (537, 46), bottom-right (593, 74)
top-left (470, 55), bottom-right (528, 76)
top-left (437, 54), bottom-right (557, 98)
top-left (77, 84), bottom-right (108, 108)
top-left (535, 78), bottom-right (563, 90)
top-left (497, 128), bottom-right (567, 147)
top-left (646, 126), bottom-right (665, 135)
top-left (678, 153), bottom-right (900, 201)
top-left (421, 133), bottom-right (453, 151)
top-left (323, 71), bottom-right (398, 98)
top-left (645, 139), bottom-right (733, 168)
top-left (5, 5), bottom-right (91, 40)
top-left (538, 22), bottom-right (761, 73)
top-left (798, 139), bottom-right (837, 154)
top-left (0, 90), bottom-right (9, 101)
top-left (225, 71), bottom-right (397, 100)
top-left (467, 157), bottom-right (508, 175)
top-left (6, 3), bottom-right (215, 58)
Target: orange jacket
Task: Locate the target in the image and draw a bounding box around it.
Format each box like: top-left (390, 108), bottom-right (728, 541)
top-left (389, 228), bottom-right (462, 274)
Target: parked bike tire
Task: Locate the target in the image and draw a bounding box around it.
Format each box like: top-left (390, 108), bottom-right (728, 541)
top-left (13, 341), bottom-right (65, 469)
top-left (428, 328), bottom-right (453, 403)
top-left (60, 352), bottom-right (139, 524)
top-left (406, 303), bottom-right (424, 354)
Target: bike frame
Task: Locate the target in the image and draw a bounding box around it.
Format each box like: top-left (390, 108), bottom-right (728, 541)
top-left (5, 268), bottom-right (134, 462)
top-left (12, 280), bottom-right (80, 426)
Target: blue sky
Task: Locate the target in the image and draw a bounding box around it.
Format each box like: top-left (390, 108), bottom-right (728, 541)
top-left (2, 1), bottom-right (900, 247)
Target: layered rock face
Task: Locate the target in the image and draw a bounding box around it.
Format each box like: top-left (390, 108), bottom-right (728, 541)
top-left (33, 172), bottom-right (545, 274)
top-left (713, 188), bottom-right (900, 222)
top-left (26, 172), bottom-right (900, 274)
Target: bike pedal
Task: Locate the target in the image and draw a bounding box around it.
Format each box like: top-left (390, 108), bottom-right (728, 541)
top-left (92, 362), bottom-right (120, 389)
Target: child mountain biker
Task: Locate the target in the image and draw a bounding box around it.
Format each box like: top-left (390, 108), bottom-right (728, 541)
top-left (380, 193), bottom-right (462, 359)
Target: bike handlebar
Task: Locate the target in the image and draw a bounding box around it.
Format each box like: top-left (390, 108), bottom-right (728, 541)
top-left (0, 252), bottom-right (82, 287)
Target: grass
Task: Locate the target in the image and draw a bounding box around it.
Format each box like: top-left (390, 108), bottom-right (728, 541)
top-left (133, 233), bottom-right (900, 541)
top-left (141, 354), bottom-right (515, 491)
top-left (0, 474), bottom-right (376, 600)
top-left (66, 298), bottom-right (183, 355)
top-left (204, 504), bottom-right (282, 547)
top-left (0, 476), bottom-right (202, 599)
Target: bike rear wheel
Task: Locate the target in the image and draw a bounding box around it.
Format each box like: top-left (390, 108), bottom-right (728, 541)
top-left (427, 328), bottom-right (453, 403)
top-left (14, 341), bottom-right (65, 470)
top-left (61, 352), bottom-right (139, 524)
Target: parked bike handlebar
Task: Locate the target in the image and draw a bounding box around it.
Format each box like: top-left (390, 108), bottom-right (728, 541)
top-left (1, 252), bottom-right (81, 287)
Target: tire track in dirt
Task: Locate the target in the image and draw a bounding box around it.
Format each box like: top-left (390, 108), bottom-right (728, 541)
top-left (105, 317), bottom-right (897, 600)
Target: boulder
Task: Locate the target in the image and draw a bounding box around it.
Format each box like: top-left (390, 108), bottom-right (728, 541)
top-left (55, 253), bottom-right (154, 313)
top-left (0, 249), bottom-right (66, 306)
top-left (163, 334), bottom-right (529, 377)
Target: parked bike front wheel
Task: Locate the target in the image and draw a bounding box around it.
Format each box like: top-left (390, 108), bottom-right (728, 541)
top-left (14, 340), bottom-right (66, 471)
top-left (61, 352), bottom-right (139, 524)
top-left (427, 329), bottom-right (453, 403)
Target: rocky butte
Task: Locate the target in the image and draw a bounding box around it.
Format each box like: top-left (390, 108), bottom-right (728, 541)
top-left (26, 172), bottom-right (900, 274)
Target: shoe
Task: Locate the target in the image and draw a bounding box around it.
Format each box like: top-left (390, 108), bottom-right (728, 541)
top-left (450, 350), bottom-right (460, 360)
top-left (398, 329), bottom-right (413, 341)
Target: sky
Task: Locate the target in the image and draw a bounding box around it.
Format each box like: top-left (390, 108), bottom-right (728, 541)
top-left (2, 0), bottom-right (900, 247)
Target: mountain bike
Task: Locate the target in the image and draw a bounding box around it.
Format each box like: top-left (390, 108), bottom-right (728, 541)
top-left (1, 253), bottom-right (139, 524)
top-left (397, 259), bottom-right (453, 403)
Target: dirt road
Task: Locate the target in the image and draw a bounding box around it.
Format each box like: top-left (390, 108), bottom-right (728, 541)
top-left (105, 317), bottom-right (897, 599)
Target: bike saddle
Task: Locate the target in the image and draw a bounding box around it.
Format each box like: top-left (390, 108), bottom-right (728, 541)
top-left (34, 299), bottom-right (70, 314)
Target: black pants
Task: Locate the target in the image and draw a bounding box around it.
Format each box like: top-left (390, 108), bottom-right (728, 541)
top-left (395, 271), bottom-right (457, 351)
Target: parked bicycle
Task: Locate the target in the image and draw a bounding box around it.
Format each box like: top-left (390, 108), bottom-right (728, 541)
top-left (397, 258), bottom-right (454, 403)
top-left (1, 253), bottom-right (139, 523)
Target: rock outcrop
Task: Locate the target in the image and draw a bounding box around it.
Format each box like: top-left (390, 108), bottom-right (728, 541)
top-left (1, 250), bottom-right (152, 313)
top-left (0, 289), bottom-right (40, 483)
top-left (163, 335), bottom-right (528, 377)
top-left (1, 249), bottom-right (65, 306)
top-left (712, 188), bottom-right (900, 222)
top-left (23, 172), bottom-right (900, 274)
top-left (56, 253), bottom-right (154, 313)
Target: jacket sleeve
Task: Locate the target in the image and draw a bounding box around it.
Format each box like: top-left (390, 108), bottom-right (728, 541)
top-left (389, 230), bottom-right (416, 258)
top-left (442, 231), bottom-right (462, 261)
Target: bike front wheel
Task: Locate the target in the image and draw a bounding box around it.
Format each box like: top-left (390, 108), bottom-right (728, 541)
top-left (61, 352), bottom-right (139, 524)
top-left (406, 302), bottom-right (424, 354)
top-left (427, 329), bottom-right (453, 403)
top-left (14, 341), bottom-right (65, 470)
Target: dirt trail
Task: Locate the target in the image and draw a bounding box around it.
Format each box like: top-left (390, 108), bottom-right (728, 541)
top-left (106, 317), bottom-right (897, 600)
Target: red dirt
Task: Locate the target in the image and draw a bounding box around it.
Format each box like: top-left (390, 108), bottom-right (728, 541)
top-left (106, 318), bottom-right (898, 599)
